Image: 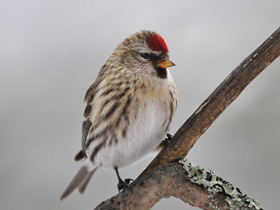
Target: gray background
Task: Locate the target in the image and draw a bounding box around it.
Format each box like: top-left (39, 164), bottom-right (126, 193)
top-left (1, 0), bottom-right (280, 209)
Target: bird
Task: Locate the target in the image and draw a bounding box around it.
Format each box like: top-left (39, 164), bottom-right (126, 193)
top-left (60, 30), bottom-right (177, 200)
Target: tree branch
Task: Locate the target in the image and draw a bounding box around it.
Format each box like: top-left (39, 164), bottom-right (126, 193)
top-left (94, 27), bottom-right (280, 209)
top-left (95, 161), bottom-right (262, 210)
top-left (95, 163), bottom-right (230, 210)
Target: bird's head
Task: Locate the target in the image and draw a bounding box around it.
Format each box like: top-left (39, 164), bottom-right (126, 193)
top-left (112, 30), bottom-right (175, 79)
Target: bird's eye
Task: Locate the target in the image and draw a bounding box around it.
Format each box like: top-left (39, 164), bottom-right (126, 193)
top-left (140, 53), bottom-right (150, 60)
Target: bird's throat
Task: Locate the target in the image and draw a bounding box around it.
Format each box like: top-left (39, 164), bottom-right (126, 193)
top-left (156, 67), bottom-right (167, 79)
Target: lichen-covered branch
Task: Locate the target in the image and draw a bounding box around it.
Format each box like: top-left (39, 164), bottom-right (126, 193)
top-left (94, 162), bottom-right (230, 210)
top-left (179, 160), bottom-right (262, 210)
top-left (94, 161), bottom-right (262, 210)
top-left (139, 27), bottom-right (280, 178)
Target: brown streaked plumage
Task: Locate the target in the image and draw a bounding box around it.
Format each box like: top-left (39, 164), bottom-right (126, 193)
top-left (61, 30), bottom-right (177, 200)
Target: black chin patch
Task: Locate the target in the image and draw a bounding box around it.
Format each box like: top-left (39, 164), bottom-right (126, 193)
top-left (156, 67), bottom-right (167, 79)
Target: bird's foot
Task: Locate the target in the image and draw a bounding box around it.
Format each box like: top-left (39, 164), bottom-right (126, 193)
top-left (160, 133), bottom-right (173, 148)
top-left (117, 178), bottom-right (134, 192)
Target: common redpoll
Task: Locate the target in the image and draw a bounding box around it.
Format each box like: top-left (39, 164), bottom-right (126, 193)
top-left (61, 30), bottom-right (177, 200)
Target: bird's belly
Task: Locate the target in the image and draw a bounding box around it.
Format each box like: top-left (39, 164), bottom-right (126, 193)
top-left (94, 99), bottom-right (169, 169)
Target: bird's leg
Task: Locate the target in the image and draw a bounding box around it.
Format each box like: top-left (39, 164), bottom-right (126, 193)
top-left (160, 133), bottom-right (173, 148)
top-left (114, 167), bottom-right (133, 192)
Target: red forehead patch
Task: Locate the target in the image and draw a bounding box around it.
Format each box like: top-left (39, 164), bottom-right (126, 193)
top-left (146, 33), bottom-right (169, 52)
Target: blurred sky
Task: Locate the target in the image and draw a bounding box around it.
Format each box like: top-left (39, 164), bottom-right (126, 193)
top-left (1, 0), bottom-right (280, 209)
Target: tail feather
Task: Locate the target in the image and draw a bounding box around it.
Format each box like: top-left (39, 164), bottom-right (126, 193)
top-left (60, 166), bottom-right (96, 200)
top-left (78, 168), bottom-right (96, 193)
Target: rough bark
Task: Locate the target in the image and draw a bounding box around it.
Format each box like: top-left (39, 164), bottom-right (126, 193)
top-left (95, 163), bottom-right (230, 210)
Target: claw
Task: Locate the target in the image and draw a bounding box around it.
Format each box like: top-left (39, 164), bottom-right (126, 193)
top-left (117, 180), bottom-right (128, 192)
top-left (115, 167), bottom-right (133, 192)
top-left (124, 178), bottom-right (134, 184)
top-left (117, 178), bottom-right (133, 192)
top-left (160, 133), bottom-right (173, 147)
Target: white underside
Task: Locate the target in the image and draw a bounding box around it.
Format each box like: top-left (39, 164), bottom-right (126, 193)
top-left (92, 99), bottom-right (168, 169)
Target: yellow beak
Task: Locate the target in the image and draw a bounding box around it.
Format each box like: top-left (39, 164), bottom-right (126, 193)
top-left (156, 59), bottom-right (175, 69)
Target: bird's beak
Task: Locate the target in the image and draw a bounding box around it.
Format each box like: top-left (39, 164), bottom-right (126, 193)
top-left (156, 59), bottom-right (175, 69)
